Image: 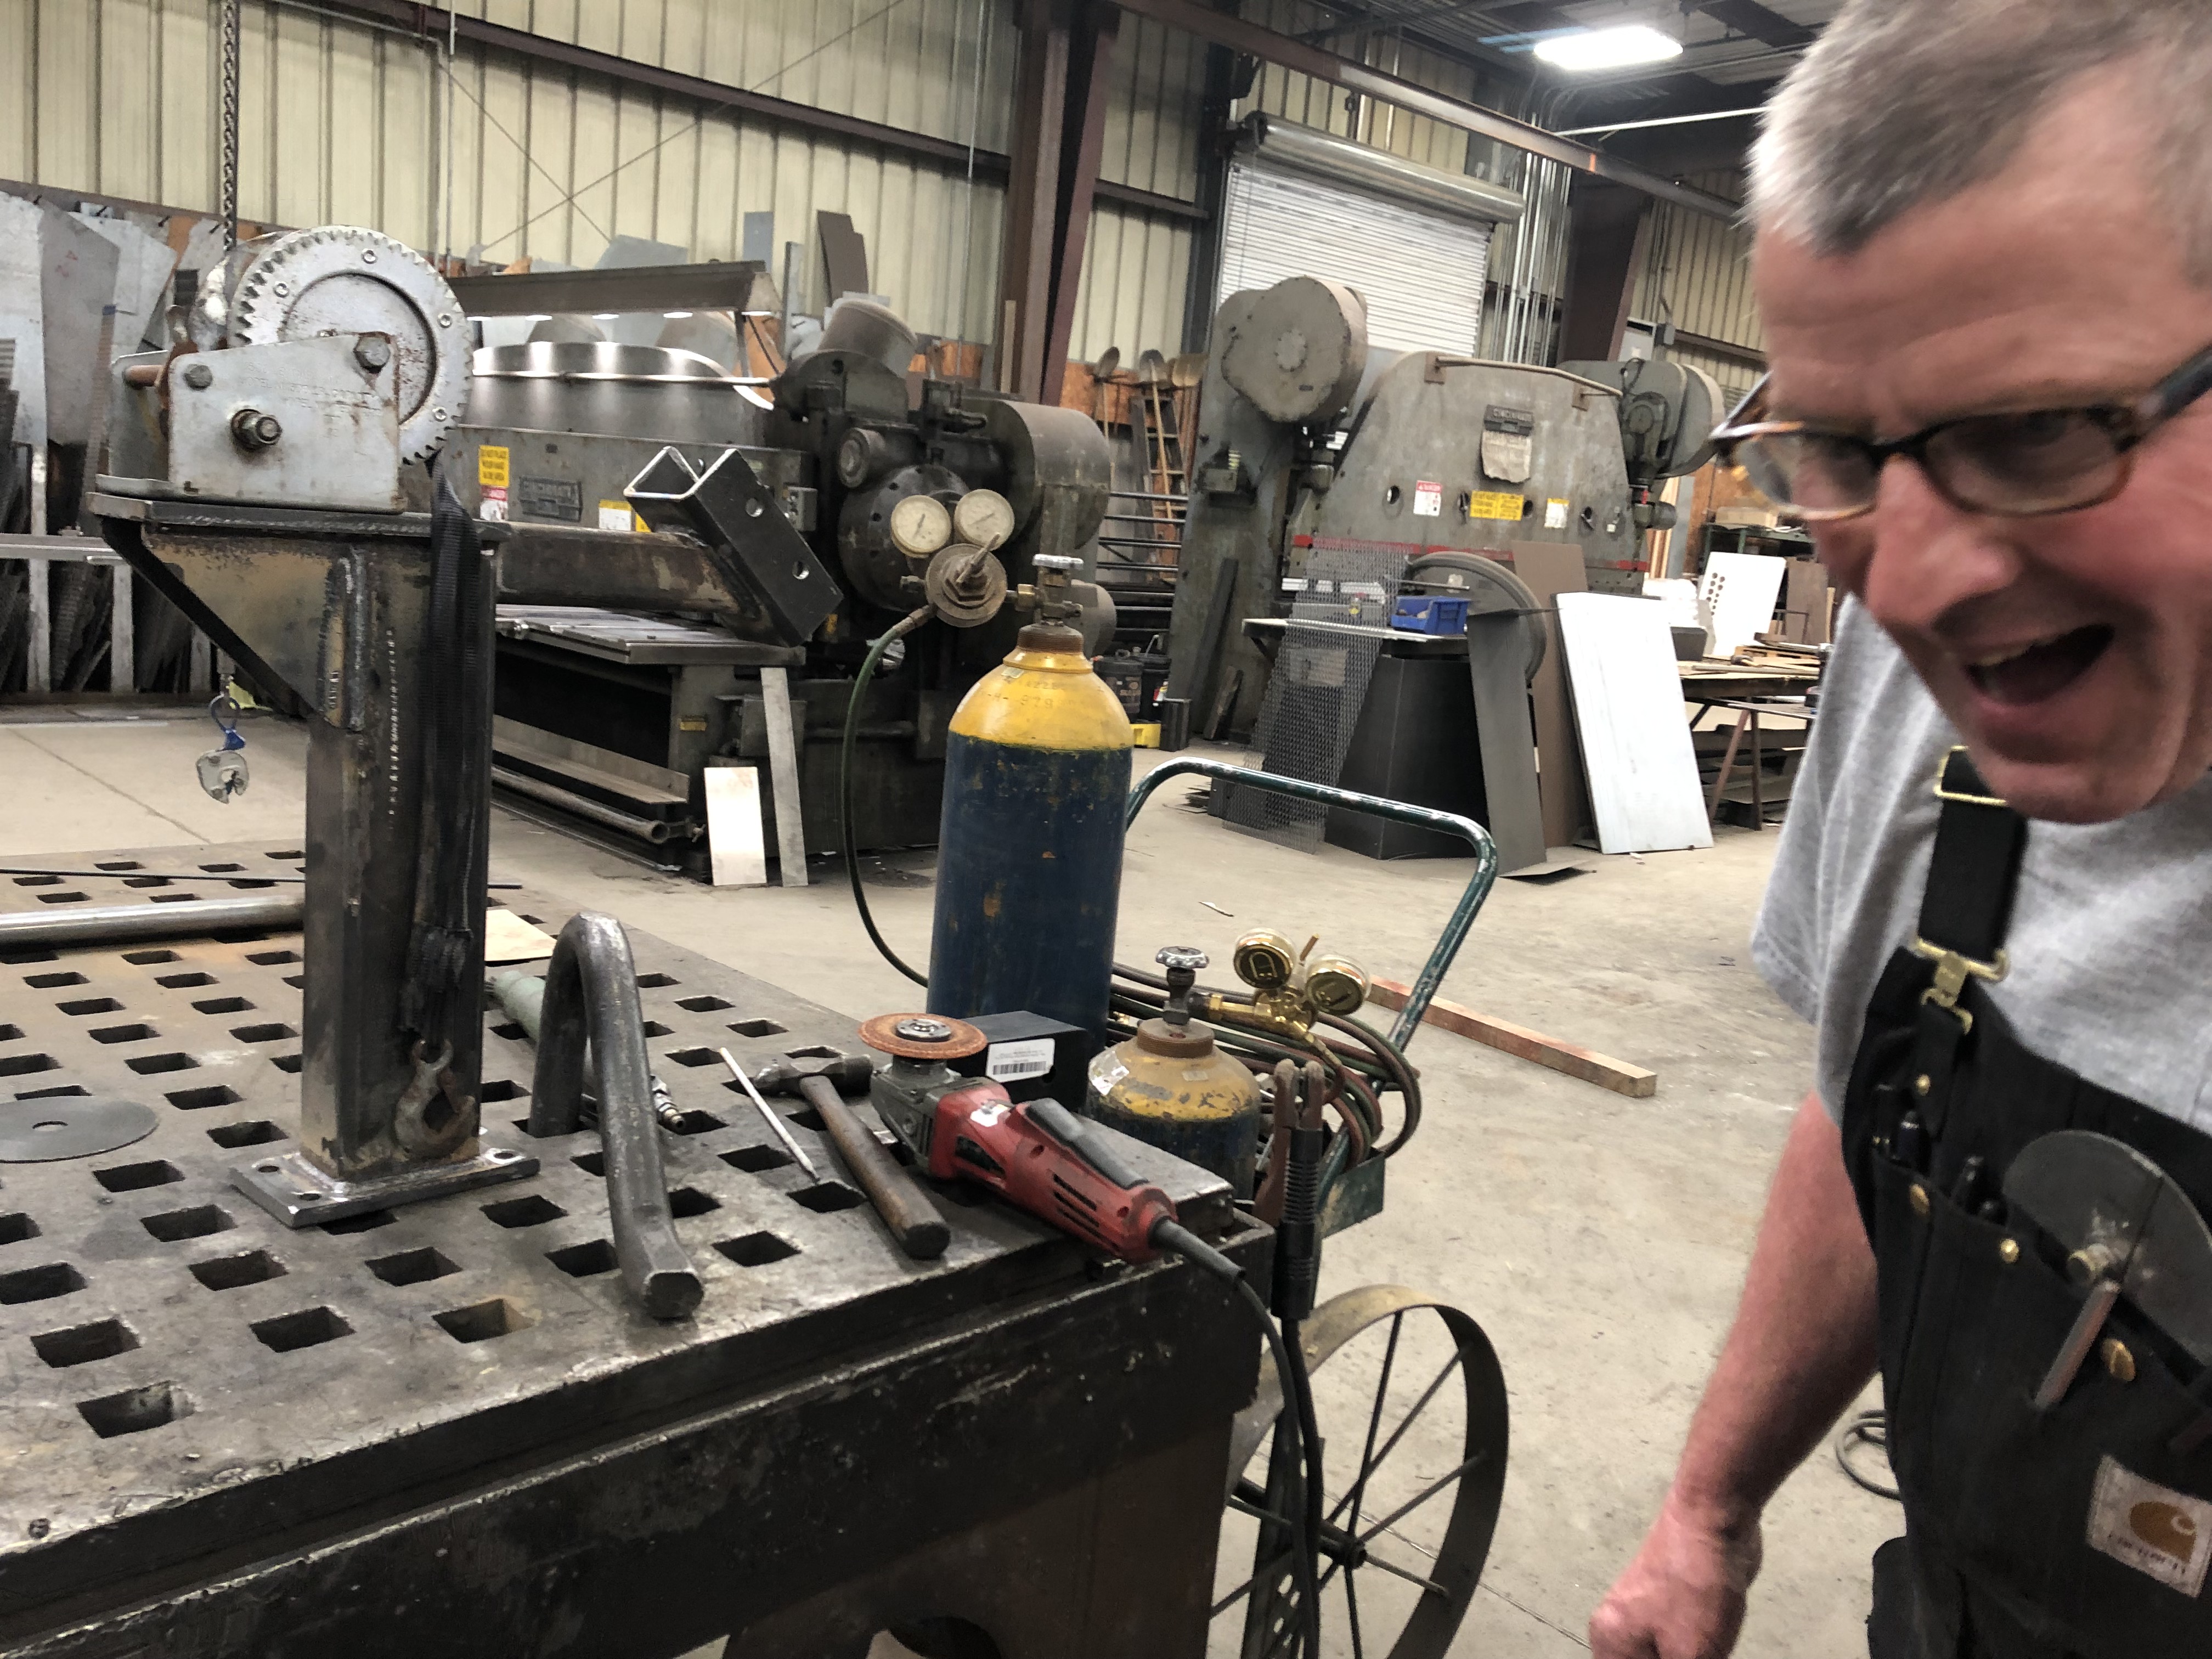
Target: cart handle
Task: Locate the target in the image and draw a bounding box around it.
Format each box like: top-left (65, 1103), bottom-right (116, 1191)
top-left (1124, 758), bottom-right (1498, 1048)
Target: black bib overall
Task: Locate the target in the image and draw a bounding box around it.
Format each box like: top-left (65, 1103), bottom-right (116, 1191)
top-left (1843, 750), bottom-right (2212, 1658)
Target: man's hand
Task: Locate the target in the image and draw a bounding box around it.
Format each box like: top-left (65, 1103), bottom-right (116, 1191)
top-left (1586, 1097), bottom-right (1879, 1658)
top-left (1588, 1489), bottom-right (1763, 1659)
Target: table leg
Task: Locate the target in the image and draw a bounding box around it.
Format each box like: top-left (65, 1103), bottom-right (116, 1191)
top-left (1707, 708), bottom-right (1749, 823)
top-left (1748, 712), bottom-right (1764, 831)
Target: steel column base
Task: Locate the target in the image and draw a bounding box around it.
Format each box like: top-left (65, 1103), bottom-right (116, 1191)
top-left (230, 1143), bottom-right (541, 1228)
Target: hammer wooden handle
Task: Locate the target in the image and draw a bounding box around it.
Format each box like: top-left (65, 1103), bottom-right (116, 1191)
top-left (798, 1075), bottom-right (950, 1260)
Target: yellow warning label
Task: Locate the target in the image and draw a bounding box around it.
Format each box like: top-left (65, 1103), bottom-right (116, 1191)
top-left (677, 716), bottom-right (709, 732)
top-left (478, 445), bottom-right (510, 488)
top-left (597, 500), bottom-right (635, 533)
top-left (1466, 490), bottom-right (1526, 521)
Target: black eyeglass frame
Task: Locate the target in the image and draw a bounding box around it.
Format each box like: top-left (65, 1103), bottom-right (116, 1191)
top-left (1708, 340), bottom-right (2212, 522)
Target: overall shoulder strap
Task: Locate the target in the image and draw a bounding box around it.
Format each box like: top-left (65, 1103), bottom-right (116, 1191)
top-left (1905, 747), bottom-right (2030, 1134)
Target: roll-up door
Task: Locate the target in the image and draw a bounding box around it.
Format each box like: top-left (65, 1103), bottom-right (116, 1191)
top-left (1215, 116), bottom-right (1520, 357)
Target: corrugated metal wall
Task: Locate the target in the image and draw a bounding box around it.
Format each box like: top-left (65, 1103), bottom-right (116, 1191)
top-left (1635, 168), bottom-right (1763, 395)
top-left (0, 0), bottom-right (1081, 350)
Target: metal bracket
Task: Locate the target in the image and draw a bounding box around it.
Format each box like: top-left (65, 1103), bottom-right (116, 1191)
top-left (1908, 936), bottom-right (2009, 1032)
top-left (231, 1142), bottom-right (540, 1228)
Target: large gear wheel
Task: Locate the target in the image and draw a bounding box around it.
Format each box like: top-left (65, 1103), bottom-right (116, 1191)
top-left (228, 225), bottom-right (470, 462)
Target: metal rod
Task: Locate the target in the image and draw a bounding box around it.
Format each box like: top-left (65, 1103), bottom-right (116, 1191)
top-left (528, 913), bottom-right (701, 1319)
top-left (1558, 106), bottom-right (1767, 137)
top-left (492, 766), bottom-right (676, 843)
top-left (719, 1047), bottom-right (821, 1181)
top-left (1125, 759), bottom-right (1498, 1047)
top-left (0, 894), bottom-right (304, 949)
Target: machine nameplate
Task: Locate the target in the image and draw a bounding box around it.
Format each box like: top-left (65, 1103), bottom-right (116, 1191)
top-left (1466, 491), bottom-right (1527, 522)
top-left (516, 476), bottom-right (584, 522)
top-left (479, 445), bottom-right (510, 488)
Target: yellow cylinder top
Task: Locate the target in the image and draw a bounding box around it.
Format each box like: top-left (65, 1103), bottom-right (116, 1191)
top-left (1090, 1020), bottom-right (1265, 1125)
top-left (949, 623), bottom-right (1134, 752)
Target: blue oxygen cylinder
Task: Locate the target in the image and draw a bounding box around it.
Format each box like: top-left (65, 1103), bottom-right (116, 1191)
top-left (926, 562), bottom-right (1132, 1038)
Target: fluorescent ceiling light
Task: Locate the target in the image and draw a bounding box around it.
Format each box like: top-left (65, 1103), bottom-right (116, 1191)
top-left (663, 311), bottom-right (693, 319)
top-left (1534, 24), bottom-right (1684, 71)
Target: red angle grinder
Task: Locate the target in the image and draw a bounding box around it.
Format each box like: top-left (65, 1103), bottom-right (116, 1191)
top-left (859, 1012), bottom-right (1234, 1274)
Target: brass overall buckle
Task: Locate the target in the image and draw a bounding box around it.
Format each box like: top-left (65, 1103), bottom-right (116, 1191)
top-left (1906, 937), bottom-right (2009, 1034)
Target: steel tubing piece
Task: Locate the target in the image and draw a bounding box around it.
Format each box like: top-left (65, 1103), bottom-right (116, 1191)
top-left (527, 912), bottom-right (702, 1319)
top-left (0, 894), bottom-right (306, 950)
top-left (1125, 758), bottom-right (1498, 1048)
top-left (492, 766), bottom-right (675, 844)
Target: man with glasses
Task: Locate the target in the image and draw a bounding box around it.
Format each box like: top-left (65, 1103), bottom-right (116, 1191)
top-left (1589, 2), bottom-right (2212, 1656)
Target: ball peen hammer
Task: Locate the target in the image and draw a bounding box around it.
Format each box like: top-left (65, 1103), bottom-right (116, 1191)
top-left (752, 1052), bottom-right (951, 1259)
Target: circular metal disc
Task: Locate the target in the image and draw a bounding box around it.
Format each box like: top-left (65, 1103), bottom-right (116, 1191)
top-left (1222, 276), bottom-right (1367, 425)
top-left (859, 1012), bottom-right (988, 1061)
top-left (890, 493), bottom-right (954, 557)
top-left (0, 1096), bottom-right (159, 1163)
top-left (952, 489), bottom-right (1017, 554)
top-left (229, 225), bottom-right (471, 462)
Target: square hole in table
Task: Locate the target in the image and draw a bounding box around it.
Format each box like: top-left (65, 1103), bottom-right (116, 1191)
top-left (482, 1194), bottom-right (565, 1228)
top-left (727, 1019), bottom-right (787, 1039)
top-left (571, 1152), bottom-right (606, 1178)
top-left (199, 862), bottom-right (247, 873)
top-left (35, 893), bottom-right (88, 905)
top-left (434, 1297), bottom-right (535, 1343)
top-left (126, 950), bottom-right (182, 967)
top-left (246, 950), bottom-right (302, 966)
top-left (190, 1250), bottom-right (284, 1290)
top-left (91, 1023), bottom-right (158, 1045)
top-left (791, 1182), bottom-right (866, 1214)
top-left (666, 1048), bottom-right (721, 1068)
top-left (266, 849), bottom-right (304, 861)
top-left (270, 1054), bottom-right (303, 1074)
top-left (721, 1145), bottom-right (793, 1174)
top-left (148, 892), bottom-right (202, 904)
top-left (0, 1053), bottom-right (57, 1077)
top-left (635, 973), bottom-right (679, 989)
top-left (545, 1239), bottom-right (618, 1278)
top-left (365, 1246), bottom-right (460, 1286)
top-left (232, 1023), bottom-right (296, 1043)
top-left (207, 1120), bottom-right (284, 1148)
top-left (141, 1205), bottom-right (233, 1243)
top-left (785, 1107), bottom-right (826, 1132)
top-left (478, 1079), bottom-right (527, 1103)
top-left (55, 997), bottom-right (123, 1017)
top-left (193, 996), bottom-right (253, 1015)
top-left (16, 1084), bottom-right (86, 1101)
top-left (251, 1306), bottom-right (351, 1353)
top-left (25, 972), bottom-right (87, 988)
top-left (12, 874), bottom-right (60, 887)
top-left (32, 1317), bottom-right (139, 1368)
top-left (121, 876), bottom-right (171, 889)
top-left (283, 974), bottom-right (306, 990)
top-left (667, 1187), bottom-right (719, 1218)
top-left (319, 1210), bottom-right (395, 1235)
top-left (0, 1212), bottom-right (37, 1245)
top-left (93, 1160), bottom-right (182, 1193)
top-left (125, 1053), bottom-right (195, 1076)
top-left (0, 1261), bottom-right (84, 1303)
top-left (0, 1024), bottom-right (20, 1041)
top-left (92, 861), bottom-right (142, 872)
top-left (675, 994), bottom-right (733, 1013)
top-left (787, 1046), bottom-right (843, 1060)
top-left (78, 1382), bottom-right (191, 1438)
top-left (715, 1232), bottom-right (800, 1267)
top-left (154, 972), bottom-right (216, 989)
top-left (489, 1022), bottom-right (526, 1041)
top-left (640, 1020), bottom-right (673, 1039)
top-left (167, 1084), bottom-right (241, 1111)
top-left (664, 1110), bottom-right (725, 1136)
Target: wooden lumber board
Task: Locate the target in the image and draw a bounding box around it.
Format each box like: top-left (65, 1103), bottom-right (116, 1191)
top-left (1369, 977), bottom-right (1658, 1098)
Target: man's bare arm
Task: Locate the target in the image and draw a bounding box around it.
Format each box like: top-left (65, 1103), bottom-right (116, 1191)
top-left (1589, 1094), bottom-right (1881, 1659)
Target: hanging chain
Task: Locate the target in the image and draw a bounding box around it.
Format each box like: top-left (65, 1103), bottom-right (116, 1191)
top-left (219, 0), bottom-right (242, 245)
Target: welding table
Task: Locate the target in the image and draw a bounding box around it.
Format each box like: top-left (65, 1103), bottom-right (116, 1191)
top-left (0, 847), bottom-right (1259, 1659)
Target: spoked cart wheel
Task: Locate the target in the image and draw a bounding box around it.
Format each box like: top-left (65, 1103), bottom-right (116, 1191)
top-left (1210, 1288), bottom-right (1509, 1659)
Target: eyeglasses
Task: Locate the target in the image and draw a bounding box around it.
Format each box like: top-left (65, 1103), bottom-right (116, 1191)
top-left (1709, 341), bottom-right (2212, 522)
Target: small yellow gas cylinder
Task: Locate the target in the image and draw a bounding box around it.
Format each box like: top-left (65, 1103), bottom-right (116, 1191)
top-left (1086, 946), bottom-right (1265, 1194)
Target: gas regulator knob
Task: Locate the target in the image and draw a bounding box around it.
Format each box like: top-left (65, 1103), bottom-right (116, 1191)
top-left (1155, 946), bottom-right (1208, 974)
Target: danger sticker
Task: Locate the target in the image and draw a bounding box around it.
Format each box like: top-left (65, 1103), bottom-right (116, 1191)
top-left (478, 485), bottom-right (509, 523)
top-left (1413, 480), bottom-right (1443, 518)
top-left (478, 445), bottom-right (510, 489)
top-left (2087, 1456), bottom-right (2212, 1596)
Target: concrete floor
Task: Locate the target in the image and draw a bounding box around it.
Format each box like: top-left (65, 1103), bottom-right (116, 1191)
top-left (0, 704), bottom-right (1895, 1657)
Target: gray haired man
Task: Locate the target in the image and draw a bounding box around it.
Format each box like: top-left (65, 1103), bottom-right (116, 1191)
top-left (1589, 2), bottom-right (2212, 1656)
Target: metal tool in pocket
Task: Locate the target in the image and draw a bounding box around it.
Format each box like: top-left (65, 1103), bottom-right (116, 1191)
top-left (2003, 1132), bottom-right (2212, 1409)
top-left (196, 692), bottom-right (250, 802)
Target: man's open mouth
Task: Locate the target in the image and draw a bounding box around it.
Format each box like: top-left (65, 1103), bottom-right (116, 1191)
top-left (1961, 625), bottom-right (2114, 706)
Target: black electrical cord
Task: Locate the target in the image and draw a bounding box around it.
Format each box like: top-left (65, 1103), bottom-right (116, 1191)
top-left (1836, 1409), bottom-right (1899, 1500)
top-left (842, 607), bottom-right (933, 988)
top-left (1153, 1226), bottom-right (1324, 1659)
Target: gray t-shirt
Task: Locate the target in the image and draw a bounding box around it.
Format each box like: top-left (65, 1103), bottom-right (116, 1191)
top-left (1752, 601), bottom-right (2212, 1130)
